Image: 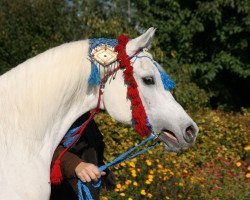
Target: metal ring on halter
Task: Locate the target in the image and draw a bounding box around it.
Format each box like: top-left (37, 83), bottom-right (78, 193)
top-left (151, 131), bottom-right (162, 140)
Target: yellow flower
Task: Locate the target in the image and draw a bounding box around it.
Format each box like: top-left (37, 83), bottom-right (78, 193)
top-left (149, 170), bottom-right (154, 174)
top-left (120, 193), bottom-right (125, 197)
top-left (246, 173), bottom-right (250, 179)
top-left (145, 180), bottom-right (151, 185)
top-left (147, 193), bottom-right (153, 198)
top-left (120, 162), bottom-right (126, 167)
top-left (128, 198), bottom-right (133, 200)
top-left (125, 180), bottom-right (132, 185)
top-left (157, 164), bottom-right (163, 169)
top-left (146, 160), bottom-right (152, 166)
top-left (179, 182), bottom-right (184, 187)
top-left (116, 184), bottom-right (122, 189)
top-left (131, 169), bottom-right (137, 177)
top-left (101, 197), bottom-right (108, 200)
top-left (140, 189), bottom-right (146, 195)
top-left (129, 162), bottom-right (135, 168)
top-left (166, 196), bottom-right (170, 200)
top-left (148, 150), bottom-right (153, 154)
top-left (247, 166), bottom-right (250, 171)
top-left (148, 174), bottom-right (154, 181)
top-left (244, 145), bottom-right (250, 151)
top-left (236, 162), bottom-right (242, 167)
top-left (133, 181), bottom-right (138, 186)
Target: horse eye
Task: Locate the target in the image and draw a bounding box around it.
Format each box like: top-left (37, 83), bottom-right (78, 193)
top-left (142, 76), bottom-right (155, 85)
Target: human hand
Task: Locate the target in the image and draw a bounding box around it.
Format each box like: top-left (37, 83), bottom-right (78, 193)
top-left (75, 162), bottom-right (106, 183)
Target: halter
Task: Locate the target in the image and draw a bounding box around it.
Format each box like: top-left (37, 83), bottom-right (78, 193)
top-left (50, 34), bottom-right (175, 199)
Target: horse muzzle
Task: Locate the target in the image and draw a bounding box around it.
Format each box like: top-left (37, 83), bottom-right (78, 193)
top-left (153, 123), bottom-right (199, 152)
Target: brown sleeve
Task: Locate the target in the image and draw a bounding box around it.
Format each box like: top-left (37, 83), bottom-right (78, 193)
top-left (52, 145), bottom-right (82, 179)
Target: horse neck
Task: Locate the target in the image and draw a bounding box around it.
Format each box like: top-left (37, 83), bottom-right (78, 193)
top-left (0, 40), bottom-right (99, 160)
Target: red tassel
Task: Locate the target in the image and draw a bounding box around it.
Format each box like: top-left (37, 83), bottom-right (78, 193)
top-left (50, 159), bottom-right (63, 185)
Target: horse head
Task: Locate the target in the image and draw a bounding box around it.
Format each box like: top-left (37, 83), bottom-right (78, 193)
top-left (101, 28), bottom-right (198, 152)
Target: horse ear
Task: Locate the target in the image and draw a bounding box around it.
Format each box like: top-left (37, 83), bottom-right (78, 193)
top-left (126, 27), bottom-right (156, 55)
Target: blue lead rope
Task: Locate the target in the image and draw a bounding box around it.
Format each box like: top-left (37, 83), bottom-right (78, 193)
top-left (77, 134), bottom-right (160, 200)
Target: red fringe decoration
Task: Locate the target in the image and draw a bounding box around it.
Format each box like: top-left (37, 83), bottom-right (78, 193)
top-left (50, 159), bottom-right (63, 185)
top-left (115, 35), bottom-right (151, 137)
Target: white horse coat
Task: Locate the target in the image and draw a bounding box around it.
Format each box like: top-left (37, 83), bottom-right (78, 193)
top-left (0, 28), bottom-right (198, 199)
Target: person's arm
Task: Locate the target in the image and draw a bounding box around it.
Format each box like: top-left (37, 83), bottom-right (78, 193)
top-left (52, 145), bottom-right (82, 179)
top-left (52, 145), bottom-right (105, 182)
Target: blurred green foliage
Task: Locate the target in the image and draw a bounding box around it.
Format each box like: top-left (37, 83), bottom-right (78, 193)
top-left (134, 0), bottom-right (250, 109)
top-left (0, 0), bottom-right (249, 109)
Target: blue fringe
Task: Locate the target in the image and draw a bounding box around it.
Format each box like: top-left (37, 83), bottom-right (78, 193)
top-left (88, 62), bottom-right (100, 86)
top-left (158, 68), bottom-right (175, 90)
top-left (154, 62), bottom-right (175, 90)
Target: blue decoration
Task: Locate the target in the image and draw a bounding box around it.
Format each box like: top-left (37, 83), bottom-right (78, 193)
top-left (63, 126), bottom-right (81, 148)
top-left (88, 38), bottom-right (118, 86)
top-left (155, 62), bottom-right (176, 90)
top-left (89, 38), bottom-right (117, 55)
top-left (88, 62), bottom-right (100, 86)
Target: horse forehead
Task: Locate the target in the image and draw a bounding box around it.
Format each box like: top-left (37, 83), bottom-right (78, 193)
top-left (133, 54), bottom-right (156, 72)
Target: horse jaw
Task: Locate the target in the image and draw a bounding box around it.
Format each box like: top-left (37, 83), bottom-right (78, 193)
top-left (102, 70), bottom-right (132, 125)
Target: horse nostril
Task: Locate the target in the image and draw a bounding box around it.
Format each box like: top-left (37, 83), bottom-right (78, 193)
top-left (184, 125), bottom-right (196, 143)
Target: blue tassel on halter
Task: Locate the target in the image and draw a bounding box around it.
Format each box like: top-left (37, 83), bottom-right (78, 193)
top-left (158, 68), bottom-right (175, 90)
top-left (88, 62), bottom-right (100, 86)
top-left (154, 62), bottom-right (175, 91)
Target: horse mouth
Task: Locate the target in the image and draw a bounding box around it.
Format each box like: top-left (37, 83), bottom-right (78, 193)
top-left (162, 129), bottom-right (178, 143)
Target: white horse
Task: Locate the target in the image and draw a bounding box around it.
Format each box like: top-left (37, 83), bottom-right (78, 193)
top-left (0, 28), bottom-right (198, 199)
